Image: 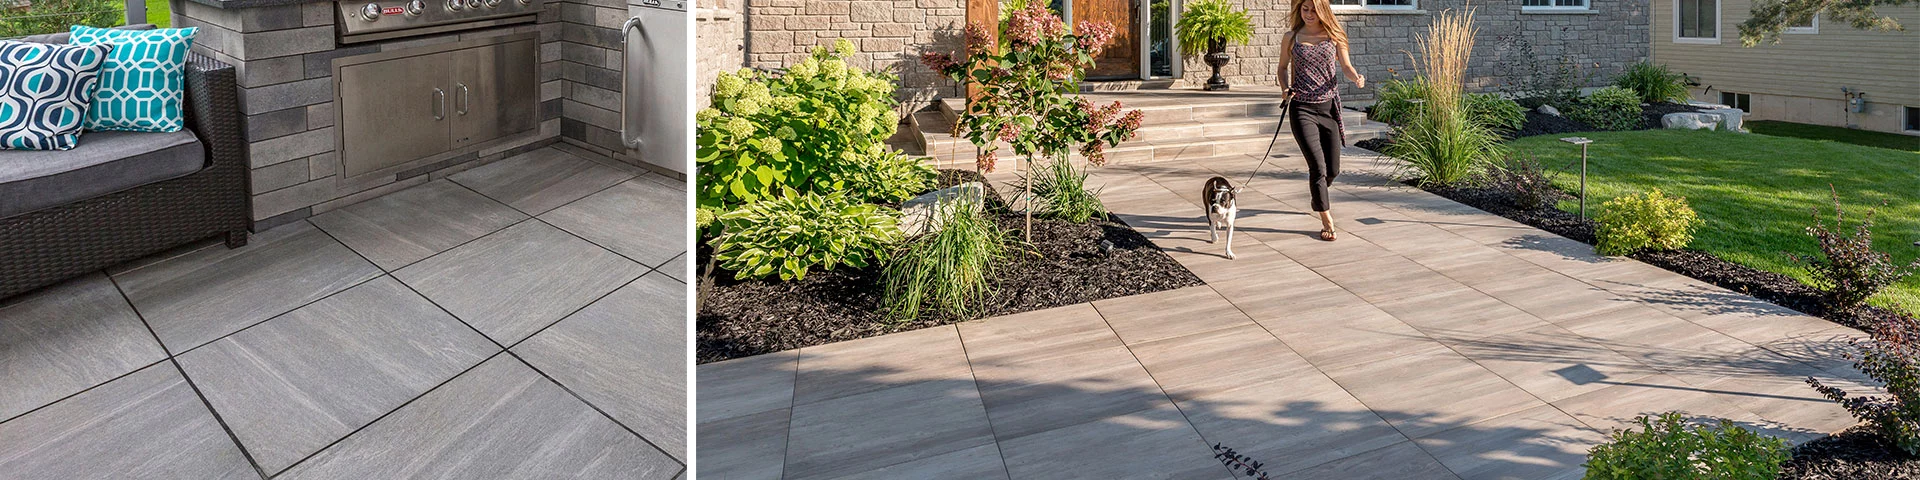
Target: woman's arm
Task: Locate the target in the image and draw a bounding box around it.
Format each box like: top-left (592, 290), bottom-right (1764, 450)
top-left (1336, 41), bottom-right (1365, 89)
top-left (1276, 31), bottom-right (1295, 93)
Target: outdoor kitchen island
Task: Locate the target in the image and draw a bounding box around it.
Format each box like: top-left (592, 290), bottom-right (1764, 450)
top-left (169, 0), bottom-right (677, 232)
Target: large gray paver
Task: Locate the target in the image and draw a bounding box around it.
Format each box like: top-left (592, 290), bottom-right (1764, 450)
top-left (394, 220), bottom-right (644, 345)
top-left (513, 272), bottom-right (687, 460)
top-left (0, 273), bottom-right (166, 421)
top-left (449, 147), bottom-right (635, 215)
top-left (308, 179), bottom-right (527, 271)
top-left (695, 149), bottom-right (1863, 479)
top-left (539, 179), bottom-right (687, 268)
top-left (0, 364), bottom-right (257, 479)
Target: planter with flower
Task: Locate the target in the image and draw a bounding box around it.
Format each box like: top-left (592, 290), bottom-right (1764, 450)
top-left (1175, 0), bottom-right (1255, 91)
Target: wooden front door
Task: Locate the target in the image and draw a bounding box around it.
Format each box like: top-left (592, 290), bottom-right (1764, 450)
top-left (1075, 0), bottom-right (1139, 79)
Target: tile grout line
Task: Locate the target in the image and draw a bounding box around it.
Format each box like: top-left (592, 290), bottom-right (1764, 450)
top-left (443, 173), bottom-right (683, 272)
top-left (312, 218), bottom-right (681, 468)
top-left (268, 349), bottom-right (513, 477)
top-left (104, 273), bottom-right (273, 480)
top-left (1082, 300), bottom-right (1246, 480)
top-left (778, 344), bottom-right (802, 480)
top-left (949, 324), bottom-right (1021, 480)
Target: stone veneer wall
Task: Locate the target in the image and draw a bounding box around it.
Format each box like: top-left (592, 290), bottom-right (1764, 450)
top-left (172, 0), bottom-right (566, 231)
top-left (694, 0), bottom-right (743, 108)
top-left (736, 0), bottom-right (1648, 105)
top-left (739, 0), bottom-right (966, 114)
top-left (552, 0), bottom-right (630, 160)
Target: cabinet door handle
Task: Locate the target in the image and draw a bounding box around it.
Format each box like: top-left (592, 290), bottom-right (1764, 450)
top-left (432, 88), bottom-right (445, 120)
top-left (455, 83), bottom-right (470, 115)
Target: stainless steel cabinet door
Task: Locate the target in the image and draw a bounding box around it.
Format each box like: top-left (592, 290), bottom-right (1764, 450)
top-left (337, 51), bottom-right (454, 178)
top-left (451, 38), bottom-right (538, 149)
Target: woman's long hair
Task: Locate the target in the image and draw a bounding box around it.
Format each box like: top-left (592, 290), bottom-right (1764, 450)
top-left (1290, 0), bottom-right (1351, 47)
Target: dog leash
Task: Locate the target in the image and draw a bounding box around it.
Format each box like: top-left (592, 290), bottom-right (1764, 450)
top-left (1241, 97), bottom-right (1292, 188)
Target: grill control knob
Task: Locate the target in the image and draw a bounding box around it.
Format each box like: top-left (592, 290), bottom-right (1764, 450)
top-left (404, 0), bottom-right (424, 15)
top-left (466, 0), bottom-right (481, 9)
top-left (516, 0), bottom-right (530, 5)
top-left (446, 0), bottom-right (461, 11)
top-left (484, 0), bottom-right (500, 7)
top-left (360, 3), bottom-right (381, 21)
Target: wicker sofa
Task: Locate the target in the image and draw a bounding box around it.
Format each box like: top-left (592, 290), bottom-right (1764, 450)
top-left (0, 26), bottom-right (251, 300)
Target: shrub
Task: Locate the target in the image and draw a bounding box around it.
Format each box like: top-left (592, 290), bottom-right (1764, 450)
top-left (1483, 154), bottom-right (1557, 210)
top-left (1583, 412), bottom-right (1790, 480)
top-left (1019, 157), bottom-right (1107, 223)
top-left (1614, 62), bottom-right (1692, 104)
top-left (0, 0), bottom-right (120, 38)
top-left (1810, 314), bottom-right (1920, 456)
top-left (833, 148), bottom-right (938, 204)
top-left (882, 195), bottom-right (1008, 322)
top-left (1595, 189), bottom-right (1703, 256)
top-left (1368, 78), bottom-right (1428, 126)
top-left (696, 40), bottom-right (901, 209)
top-left (1570, 86), bottom-right (1643, 131)
top-left (1788, 190), bottom-right (1920, 313)
top-left (1175, 0), bottom-right (1255, 55)
top-left (710, 190), bottom-right (901, 281)
top-left (1466, 92), bottom-right (1526, 132)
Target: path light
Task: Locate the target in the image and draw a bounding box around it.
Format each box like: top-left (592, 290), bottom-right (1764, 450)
top-left (1560, 137), bottom-right (1593, 218)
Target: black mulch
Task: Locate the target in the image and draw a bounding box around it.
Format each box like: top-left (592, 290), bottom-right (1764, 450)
top-left (695, 169), bottom-right (1204, 364)
top-left (1782, 425), bottom-right (1920, 479)
top-left (1363, 101), bottom-right (1702, 141)
top-left (1415, 180), bottom-right (1906, 331)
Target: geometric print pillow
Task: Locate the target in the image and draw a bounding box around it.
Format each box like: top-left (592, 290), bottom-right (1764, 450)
top-left (0, 41), bottom-right (112, 150)
top-left (68, 26), bottom-right (197, 133)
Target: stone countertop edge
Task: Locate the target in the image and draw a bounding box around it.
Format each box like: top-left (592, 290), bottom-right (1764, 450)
top-left (184, 0), bottom-right (332, 11)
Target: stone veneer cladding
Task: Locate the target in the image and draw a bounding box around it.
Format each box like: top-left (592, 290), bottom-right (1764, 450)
top-left (732, 0), bottom-right (1648, 106)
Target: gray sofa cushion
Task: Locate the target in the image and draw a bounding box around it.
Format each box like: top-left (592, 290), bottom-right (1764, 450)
top-left (0, 130), bottom-right (205, 218)
top-left (16, 24), bottom-right (155, 45)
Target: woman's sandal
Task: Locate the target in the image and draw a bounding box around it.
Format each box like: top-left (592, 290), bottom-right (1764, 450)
top-left (1319, 227), bottom-right (1337, 241)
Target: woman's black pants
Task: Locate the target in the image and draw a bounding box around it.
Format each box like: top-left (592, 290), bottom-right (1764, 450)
top-left (1289, 99), bottom-right (1340, 212)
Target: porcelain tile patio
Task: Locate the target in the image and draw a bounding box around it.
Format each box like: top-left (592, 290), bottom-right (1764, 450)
top-left (697, 148), bottom-right (1863, 478)
top-left (1, 146), bottom-right (684, 478)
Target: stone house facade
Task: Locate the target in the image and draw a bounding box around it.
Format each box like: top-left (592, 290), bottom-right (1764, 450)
top-left (705, 0), bottom-right (1650, 111)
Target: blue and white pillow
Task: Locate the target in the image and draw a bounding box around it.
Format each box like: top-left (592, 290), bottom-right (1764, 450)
top-left (0, 41), bottom-right (112, 151)
top-left (69, 26), bottom-right (197, 133)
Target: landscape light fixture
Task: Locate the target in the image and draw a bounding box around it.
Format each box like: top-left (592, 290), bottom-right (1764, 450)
top-left (1560, 137), bottom-right (1593, 218)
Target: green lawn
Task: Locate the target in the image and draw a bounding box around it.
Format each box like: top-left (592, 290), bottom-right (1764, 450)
top-left (1749, 120), bottom-right (1920, 154)
top-left (1509, 129), bottom-right (1920, 316)
top-left (146, 0), bottom-right (170, 28)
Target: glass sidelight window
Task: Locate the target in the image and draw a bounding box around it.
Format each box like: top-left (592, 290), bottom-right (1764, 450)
top-left (1149, 0), bottom-right (1173, 77)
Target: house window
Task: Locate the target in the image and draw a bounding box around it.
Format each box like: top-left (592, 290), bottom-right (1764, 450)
top-left (1330, 0), bottom-right (1417, 10)
top-left (1905, 106), bottom-right (1919, 132)
top-left (1785, 13), bottom-right (1818, 34)
top-left (1523, 0), bottom-right (1589, 10)
top-left (1721, 92), bottom-right (1750, 112)
top-left (1676, 0), bottom-right (1719, 43)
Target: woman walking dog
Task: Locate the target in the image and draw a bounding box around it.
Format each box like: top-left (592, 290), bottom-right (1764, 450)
top-left (1276, 0), bottom-right (1365, 241)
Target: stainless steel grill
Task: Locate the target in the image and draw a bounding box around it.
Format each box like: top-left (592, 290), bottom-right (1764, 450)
top-left (334, 0), bottom-right (543, 43)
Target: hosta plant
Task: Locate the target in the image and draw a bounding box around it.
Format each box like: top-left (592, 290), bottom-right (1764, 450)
top-left (710, 189), bottom-right (901, 281)
top-left (1594, 189), bottom-right (1703, 256)
top-left (1810, 313), bottom-right (1920, 455)
top-left (1583, 412), bottom-right (1790, 480)
top-left (696, 39), bottom-right (901, 209)
top-left (833, 147), bottom-right (939, 204)
top-left (1789, 190), bottom-right (1920, 313)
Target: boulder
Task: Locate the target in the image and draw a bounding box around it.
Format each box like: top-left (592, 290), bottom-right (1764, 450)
top-left (1538, 104), bottom-right (1561, 116)
top-left (899, 182), bottom-right (986, 237)
top-left (1661, 112), bottom-right (1722, 131)
top-left (1701, 107), bottom-right (1746, 132)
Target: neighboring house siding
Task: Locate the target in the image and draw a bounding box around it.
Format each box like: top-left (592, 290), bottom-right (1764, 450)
top-left (731, 0), bottom-right (1647, 110)
top-left (1651, 0), bottom-right (1920, 133)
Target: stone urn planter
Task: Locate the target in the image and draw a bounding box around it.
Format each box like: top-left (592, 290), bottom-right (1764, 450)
top-left (1203, 39), bottom-right (1232, 91)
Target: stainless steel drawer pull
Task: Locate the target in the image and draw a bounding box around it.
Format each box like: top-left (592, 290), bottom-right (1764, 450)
top-left (620, 16), bottom-right (643, 148)
top-left (456, 83), bottom-right (470, 115)
top-left (432, 87), bottom-right (446, 120)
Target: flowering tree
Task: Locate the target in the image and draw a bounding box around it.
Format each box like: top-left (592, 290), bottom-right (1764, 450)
top-left (920, 4), bottom-right (1144, 239)
top-left (920, 5), bottom-right (1144, 172)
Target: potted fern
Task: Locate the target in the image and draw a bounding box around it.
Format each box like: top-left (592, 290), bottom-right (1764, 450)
top-left (1176, 0), bottom-right (1254, 91)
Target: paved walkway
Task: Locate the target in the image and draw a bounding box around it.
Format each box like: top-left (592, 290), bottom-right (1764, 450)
top-left (697, 146), bottom-right (1867, 479)
top-left (0, 146), bottom-right (686, 478)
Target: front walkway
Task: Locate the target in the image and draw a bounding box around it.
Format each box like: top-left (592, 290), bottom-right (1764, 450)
top-left (697, 146), bottom-right (1867, 479)
top-left (0, 146), bottom-right (687, 478)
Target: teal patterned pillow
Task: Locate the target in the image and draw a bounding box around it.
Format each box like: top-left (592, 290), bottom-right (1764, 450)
top-left (69, 26), bottom-right (198, 133)
top-left (0, 41), bottom-right (112, 150)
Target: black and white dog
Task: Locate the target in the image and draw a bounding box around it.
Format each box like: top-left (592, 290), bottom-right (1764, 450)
top-left (1203, 176), bottom-right (1241, 259)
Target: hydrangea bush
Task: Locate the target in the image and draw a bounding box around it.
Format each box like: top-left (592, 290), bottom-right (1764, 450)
top-left (919, 4), bottom-right (1144, 171)
top-left (696, 40), bottom-right (901, 209)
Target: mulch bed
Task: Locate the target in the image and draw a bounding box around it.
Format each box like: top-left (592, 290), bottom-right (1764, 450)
top-left (695, 169), bottom-right (1203, 364)
top-left (1782, 425), bottom-right (1920, 479)
top-left (1362, 101), bottom-right (1703, 142)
